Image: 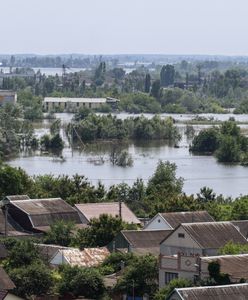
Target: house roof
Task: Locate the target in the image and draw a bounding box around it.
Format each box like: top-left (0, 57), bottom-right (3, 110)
top-left (9, 198), bottom-right (82, 229)
top-left (181, 222), bottom-right (248, 249)
top-left (172, 284), bottom-right (248, 300)
top-left (202, 254), bottom-right (248, 281)
top-left (44, 97), bottom-right (107, 103)
top-left (0, 267), bottom-right (15, 290)
top-left (6, 195), bottom-right (30, 201)
top-left (121, 230), bottom-right (172, 255)
top-left (75, 202), bottom-right (140, 224)
top-left (0, 291), bottom-right (8, 300)
top-left (160, 211), bottom-right (214, 229)
top-left (52, 247), bottom-right (110, 267)
top-left (36, 243), bottom-right (68, 261)
top-left (232, 220), bottom-right (248, 238)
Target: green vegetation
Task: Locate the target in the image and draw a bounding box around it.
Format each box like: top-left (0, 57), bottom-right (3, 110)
top-left (190, 120), bottom-right (248, 163)
top-left (69, 113), bottom-right (180, 143)
top-left (154, 278), bottom-right (192, 300)
top-left (219, 241), bottom-right (248, 255)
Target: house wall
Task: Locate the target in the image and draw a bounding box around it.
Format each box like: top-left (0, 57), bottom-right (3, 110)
top-left (44, 101), bottom-right (104, 112)
top-left (143, 214), bottom-right (172, 231)
top-left (167, 291), bottom-right (182, 300)
top-left (8, 204), bottom-right (33, 231)
top-left (108, 232), bottom-right (130, 252)
top-left (160, 226), bottom-right (202, 256)
top-left (50, 252), bottom-right (68, 266)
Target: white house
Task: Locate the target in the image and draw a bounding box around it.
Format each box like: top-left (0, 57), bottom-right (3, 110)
top-left (143, 211), bottom-right (214, 231)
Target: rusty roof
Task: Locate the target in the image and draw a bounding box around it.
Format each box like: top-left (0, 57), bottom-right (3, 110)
top-left (0, 267), bottom-right (15, 290)
top-left (202, 254), bottom-right (248, 281)
top-left (181, 222), bottom-right (248, 249)
top-left (122, 230), bottom-right (172, 255)
top-left (172, 284), bottom-right (248, 300)
top-left (161, 211), bottom-right (214, 229)
top-left (232, 220), bottom-right (248, 238)
top-left (53, 247), bottom-right (110, 267)
top-left (10, 198), bottom-right (82, 228)
top-left (75, 202), bottom-right (140, 224)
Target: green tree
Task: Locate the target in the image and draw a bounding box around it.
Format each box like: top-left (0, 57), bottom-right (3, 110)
top-left (58, 265), bottom-right (105, 299)
top-left (154, 278), bottom-right (192, 300)
top-left (44, 220), bottom-right (75, 247)
top-left (144, 73), bottom-right (151, 93)
top-left (150, 80), bottom-right (161, 99)
top-left (114, 255), bottom-right (158, 298)
top-left (9, 262), bottom-right (53, 299)
top-left (160, 65), bottom-right (175, 87)
top-left (190, 128), bottom-right (220, 153)
top-left (219, 241), bottom-right (248, 255)
top-left (216, 135), bottom-right (241, 162)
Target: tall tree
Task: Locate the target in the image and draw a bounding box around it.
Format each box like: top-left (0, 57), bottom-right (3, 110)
top-left (144, 73), bottom-right (151, 93)
top-left (160, 65), bottom-right (175, 87)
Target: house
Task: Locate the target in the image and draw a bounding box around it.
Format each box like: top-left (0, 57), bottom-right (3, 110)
top-left (144, 211), bottom-right (214, 230)
top-left (8, 198), bottom-right (83, 233)
top-left (36, 243), bottom-right (69, 262)
top-left (75, 202), bottom-right (141, 225)
top-left (109, 230), bottom-right (172, 255)
top-left (0, 90), bottom-right (17, 106)
top-left (43, 97), bottom-right (119, 112)
top-left (0, 267), bottom-right (24, 300)
top-left (159, 253), bottom-right (248, 287)
top-left (159, 222), bottom-right (248, 288)
top-left (167, 283), bottom-right (248, 300)
top-left (50, 247), bottom-right (110, 267)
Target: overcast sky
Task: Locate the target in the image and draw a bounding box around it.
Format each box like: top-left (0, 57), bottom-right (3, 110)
top-left (1, 0), bottom-right (247, 55)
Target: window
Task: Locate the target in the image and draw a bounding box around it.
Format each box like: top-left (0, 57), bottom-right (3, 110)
top-left (178, 233), bottom-right (185, 238)
top-left (165, 272), bottom-right (178, 284)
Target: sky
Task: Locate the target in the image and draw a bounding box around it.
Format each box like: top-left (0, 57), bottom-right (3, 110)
top-left (1, 0), bottom-right (248, 55)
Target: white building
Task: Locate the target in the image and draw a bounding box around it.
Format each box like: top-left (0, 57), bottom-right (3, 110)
top-left (43, 97), bottom-right (119, 112)
top-left (0, 90), bottom-right (17, 106)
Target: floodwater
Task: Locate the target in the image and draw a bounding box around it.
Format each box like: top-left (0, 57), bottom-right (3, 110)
top-left (7, 113), bottom-right (248, 198)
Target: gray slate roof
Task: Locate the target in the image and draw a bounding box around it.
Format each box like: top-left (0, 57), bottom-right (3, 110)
top-left (161, 210), bottom-right (214, 229)
top-left (182, 222), bottom-right (248, 249)
top-left (172, 284), bottom-right (248, 300)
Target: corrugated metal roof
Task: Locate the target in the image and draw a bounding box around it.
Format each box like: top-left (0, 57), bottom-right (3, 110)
top-left (36, 243), bottom-right (68, 261)
top-left (75, 202), bottom-right (140, 224)
top-left (232, 220), bottom-right (248, 238)
top-left (6, 195), bottom-right (30, 201)
top-left (0, 290), bottom-right (8, 300)
top-left (0, 267), bottom-right (15, 290)
top-left (44, 97), bottom-right (107, 103)
top-left (161, 211), bottom-right (214, 229)
top-left (10, 198), bottom-right (82, 229)
top-left (0, 210), bottom-right (15, 233)
top-left (202, 254), bottom-right (248, 281)
top-left (56, 247), bottom-right (110, 267)
top-left (182, 222), bottom-right (248, 249)
top-left (122, 229), bottom-right (172, 250)
top-left (175, 284), bottom-right (248, 300)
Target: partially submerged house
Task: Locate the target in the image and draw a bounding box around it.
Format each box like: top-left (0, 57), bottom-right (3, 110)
top-left (75, 202), bottom-right (141, 225)
top-left (144, 211), bottom-right (214, 230)
top-left (50, 247), bottom-right (110, 267)
top-left (167, 284), bottom-right (248, 300)
top-left (8, 198), bottom-right (83, 233)
top-left (109, 229), bottom-right (172, 255)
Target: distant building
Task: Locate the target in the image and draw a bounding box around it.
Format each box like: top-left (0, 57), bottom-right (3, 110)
top-left (75, 202), bottom-right (141, 225)
top-left (0, 90), bottom-right (17, 106)
top-left (143, 211), bottom-right (214, 231)
top-left (43, 96), bottom-right (119, 112)
top-left (167, 284), bottom-right (248, 300)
